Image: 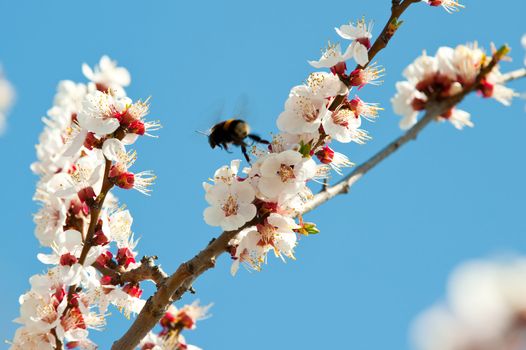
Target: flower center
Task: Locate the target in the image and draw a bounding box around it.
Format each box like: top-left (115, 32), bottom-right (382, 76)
top-left (278, 164), bottom-right (296, 182)
top-left (222, 195), bottom-right (239, 217)
top-left (296, 96), bottom-right (319, 122)
top-left (331, 109), bottom-right (354, 128)
top-left (257, 223), bottom-right (277, 247)
top-left (307, 72), bottom-right (326, 95)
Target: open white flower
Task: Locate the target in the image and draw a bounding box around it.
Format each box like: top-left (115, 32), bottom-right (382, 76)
top-left (34, 194), bottom-right (68, 247)
top-left (277, 85), bottom-right (326, 134)
top-left (322, 107), bottom-right (370, 143)
top-left (77, 90), bottom-right (129, 135)
top-left (306, 71), bottom-right (347, 98)
top-left (403, 52), bottom-right (438, 84)
top-left (308, 42), bottom-right (353, 69)
top-left (258, 150), bottom-right (316, 201)
top-left (37, 230), bottom-right (101, 286)
top-left (204, 162), bottom-right (256, 231)
top-left (103, 208), bottom-right (134, 248)
top-left (230, 213), bottom-right (299, 275)
top-left (82, 55), bottom-right (131, 96)
top-left (452, 44), bottom-right (484, 84)
top-left (335, 19), bottom-right (373, 66)
top-left (46, 150), bottom-right (104, 198)
top-left (9, 326), bottom-right (56, 350)
top-left (391, 81), bottom-right (425, 130)
top-left (203, 180), bottom-right (256, 231)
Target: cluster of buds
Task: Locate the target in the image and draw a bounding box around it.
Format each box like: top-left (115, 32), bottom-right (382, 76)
top-left (10, 56), bottom-right (204, 349)
top-left (391, 43), bottom-right (516, 130)
top-left (139, 302), bottom-right (210, 350)
top-left (412, 257), bottom-right (526, 350)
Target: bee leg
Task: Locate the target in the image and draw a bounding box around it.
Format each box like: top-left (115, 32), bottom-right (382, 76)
top-left (223, 143), bottom-right (233, 154)
top-left (248, 134), bottom-right (270, 145)
top-left (241, 144), bottom-right (251, 164)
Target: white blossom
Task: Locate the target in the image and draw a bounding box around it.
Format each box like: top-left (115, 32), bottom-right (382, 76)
top-left (335, 19), bottom-right (373, 66)
top-left (82, 55), bottom-right (131, 96)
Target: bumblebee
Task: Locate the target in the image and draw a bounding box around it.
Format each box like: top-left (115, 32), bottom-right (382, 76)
top-left (208, 119), bottom-right (269, 163)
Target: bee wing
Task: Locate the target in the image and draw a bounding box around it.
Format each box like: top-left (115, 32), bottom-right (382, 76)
top-left (194, 100), bottom-right (225, 137)
top-left (211, 100), bottom-right (225, 124)
top-left (232, 94), bottom-right (250, 119)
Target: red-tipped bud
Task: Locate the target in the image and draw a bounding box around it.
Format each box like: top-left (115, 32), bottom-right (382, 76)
top-left (127, 120), bottom-right (145, 135)
top-left (479, 79), bottom-right (494, 98)
top-left (60, 253), bottom-right (78, 266)
top-left (53, 287), bottom-right (66, 304)
top-left (66, 342), bottom-right (79, 349)
top-left (428, 0), bottom-right (443, 6)
top-left (100, 275), bottom-right (114, 286)
top-left (77, 186), bottom-right (96, 204)
top-left (160, 312), bottom-right (177, 328)
top-left (411, 98), bottom-right (427, 111)
top-left (330, 61), bottom-right (347, 76)
top-left (69, 294), bottom-right (80, 308)
top-left (95, 83), bottom-right (109, 92)
top-left (109, 164), bottom-right (135, 190)
top-left (92, 230), bottom-right (109, 246)
top-left (348, 68), bottom-right (365, 87)
top-left (69, 198), bottom-right (90, 216)
top-left (122, 283), bottom-right (143, 298)
top-left (316, 146), bottom-right (335, 164)
top-left (116, 248), bottom-right (136, 268)
top-left (96, 251), bottom-right (113, 267)
top-left (441, 108), bottom-right (454, 119)
top-left (177, 311), bottom-right (195, 330)
top-left (83, 132), bottom-right (98, 150)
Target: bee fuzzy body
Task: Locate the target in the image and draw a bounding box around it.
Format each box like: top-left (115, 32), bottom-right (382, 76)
top-left (208, 119), bottom-right (269, 163)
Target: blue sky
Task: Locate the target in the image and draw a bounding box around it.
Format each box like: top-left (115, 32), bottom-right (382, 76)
top-left (0, 0), bottom-right (525, 349)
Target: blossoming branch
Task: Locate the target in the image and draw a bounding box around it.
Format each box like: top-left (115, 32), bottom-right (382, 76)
top-left (10, 57), bottom-right (207, 350)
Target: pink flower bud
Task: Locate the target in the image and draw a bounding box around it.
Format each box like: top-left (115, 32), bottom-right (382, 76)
top-left (127, 120), bottom-right (145, 135)
top-left (348, 68), bottom-right (365, 87)
top-left (83, 132), bottom-right (98, 150)
top-left (316, 146), bottom-right (335, 164)
top-left (428, 0), bottom-right (443, 6)
top-left (109, 164), bottom-right (135, 190)
top-left (96, 251), bottom-right (113, 267)
top-left (122, 283), bottom-right (143, 298)
top-left (479, 79), bottom-right (494, 98)
top-left (100, 275), bottom-right (114, 286)
top-left (411, 98), bottom-right (427, 111)
top-left (162, 312), bottom-right (176, 324)
top-left (116, 248), bottom-right (135, 268)
top-left (330, 61), bottom-right (347, 76)
top-left (77, 186), bottom-right (96, 203)
top-left (92, 230), bottom-right (109, 246)
top-left (66, 342), bottom-right (79, 349)
top-left (60, 253), bottom-right (78, 266)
